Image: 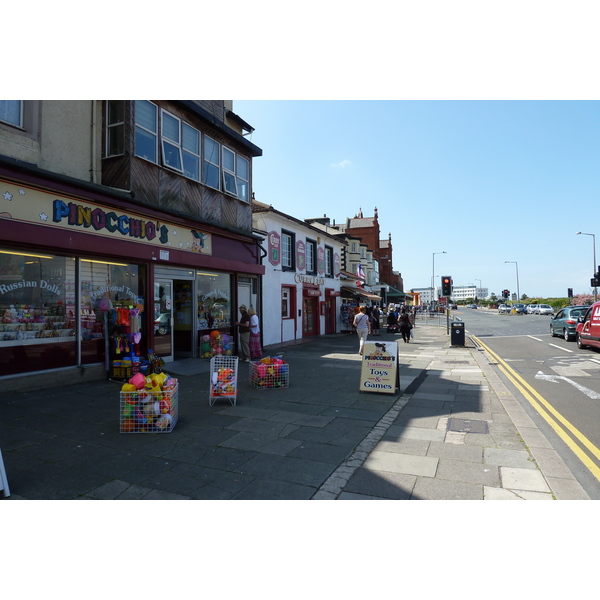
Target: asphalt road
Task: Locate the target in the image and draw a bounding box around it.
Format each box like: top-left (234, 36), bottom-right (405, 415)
top-left (452, 306), bottom-right (600, 499)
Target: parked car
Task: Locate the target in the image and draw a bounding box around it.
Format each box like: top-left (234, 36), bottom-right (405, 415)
top-left (498, 304), bottom-right (512, 314)
top-left (449, 303), bottom-right (458, 310)
top-left (526, 304), bottom-right (538, 314)
top-left (550, 306), bottom-right (588, 341)
top-left (469, 304), bottom-right (478, 309)
top-left (512, 303), bottom-right (526, 314)
top-left (537, 304), bottom-right (554, 316)
top-left (576, 302), bottom-right (600, 349)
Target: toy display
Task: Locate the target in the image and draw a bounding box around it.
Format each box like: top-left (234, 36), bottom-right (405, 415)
top-left (120, 374), bottom-right (178, 433)
top-left (249, 356), bottom-right (289, 390)
top-left (201, 330), bottom-right (233, 359)
top-left (209, 355), bottom-right (238, 406)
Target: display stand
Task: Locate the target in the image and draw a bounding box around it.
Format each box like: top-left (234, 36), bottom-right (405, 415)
top-left (120, 380), bottom-right (179, 433)
top-left (209, 355), bottom-right (238, 406)
top-left (0, 449), bottom-right (10, 498)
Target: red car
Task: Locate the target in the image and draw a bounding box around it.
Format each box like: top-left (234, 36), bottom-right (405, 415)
top-left (575, 302), bottom-right (600, 350)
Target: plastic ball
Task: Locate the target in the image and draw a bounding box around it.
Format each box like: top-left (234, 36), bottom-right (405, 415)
top-left (221, 334), bottom-right (230, 344)
top-left (121, 419), bottom-right (136, 432)
top-left (202, 335), bottom-right (210, 342)
top-left (210, 330), bottom-right (220, 339)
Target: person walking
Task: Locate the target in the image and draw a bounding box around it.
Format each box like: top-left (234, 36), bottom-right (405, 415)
top-left (353, 305), bottom-right (371, 355)
top-left (398, 309), bottom-right (412, 343)
top-left (236, 304), bottom-right (251, 362)
top-left (371, 306), bottom-right (381, 336)
top-left (248, 307), bottom-right (262, 360)
top-left (386, 306), bottom-right (398, 334)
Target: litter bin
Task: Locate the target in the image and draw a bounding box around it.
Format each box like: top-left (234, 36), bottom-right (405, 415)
top-left (451, 321), bottom-right (465, 346)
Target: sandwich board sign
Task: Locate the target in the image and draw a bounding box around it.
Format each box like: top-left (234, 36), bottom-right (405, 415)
top-left (359, 341), bottom-right (399, 394)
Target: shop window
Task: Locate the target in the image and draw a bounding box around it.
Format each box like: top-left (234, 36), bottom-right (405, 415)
top-left (282, 286), bottom-right (295, 319)
top-left (134, 100), bottom-right (158, 163)
top-left (106, 100), bottom-right (125, 156)
top-left (197, 272), bottom-right (232, 357)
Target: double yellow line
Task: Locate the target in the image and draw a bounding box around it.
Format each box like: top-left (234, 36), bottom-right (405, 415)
top-left (472, 335), bottom-right (600, 482)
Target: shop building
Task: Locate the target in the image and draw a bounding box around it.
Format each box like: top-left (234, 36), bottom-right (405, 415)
top-left (252, 201), bottom-right (344, 347)
top-left (0, 100), bottom-right (263, 391)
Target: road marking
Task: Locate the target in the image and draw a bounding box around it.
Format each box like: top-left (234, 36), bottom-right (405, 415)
top-left (535, 370), bottom-right (600, 399)
top-left (472, 335), bottom-right (600, 482)
top-left (590, 359), bottom-right (600, 365)
top-left (527, 335), bottom-right (543, 341)
top-left (548, 343), bottom-right (573, 353)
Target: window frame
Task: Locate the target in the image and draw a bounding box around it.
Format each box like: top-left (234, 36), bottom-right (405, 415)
top-left (134, 100), bottom-right (158, 163)
top-left (324, 245), bottom-right (333, 278)
top-left (160, 109), bottom-right (184, 173)
top-left (282, 285), bottom-right (296, 320)
top-left (182, 122), bottom-right (200, 182)
top-left (222, 146), bottom-right (238, 196)
top-left (105, 100), bottom-right (125, 157)
top-left (0, 100), bottom-right (23, 128)
top-left (281, 230), bottom-right (295, 271)
top-left (203, 135), bottom-right (221, 191)
top-left (236, 154), bottom-right (250, 202)
top-left (306, 239), bottom-right (317, 275)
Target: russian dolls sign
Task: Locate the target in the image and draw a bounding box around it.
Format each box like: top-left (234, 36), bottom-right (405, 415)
top-left (268, 230), bottom-right (280, 266)
top-left (334, 252), bottom-right (341, 277)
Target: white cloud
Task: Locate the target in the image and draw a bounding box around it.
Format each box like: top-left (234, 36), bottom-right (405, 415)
top-left (330, 159), bottom-right (352, 169)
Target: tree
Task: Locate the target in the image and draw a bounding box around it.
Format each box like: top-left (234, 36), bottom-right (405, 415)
top-left (521, 294), bottom-right (529, 301)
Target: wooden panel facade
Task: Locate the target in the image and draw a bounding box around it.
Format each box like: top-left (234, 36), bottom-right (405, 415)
top-left (100, 100), bottom-right (256, 234)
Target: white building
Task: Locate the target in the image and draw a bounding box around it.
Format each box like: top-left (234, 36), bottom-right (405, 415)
top-left (252, 200), bottom-right (345, 347)
top-left (451, 286), bottom-right (489, 301)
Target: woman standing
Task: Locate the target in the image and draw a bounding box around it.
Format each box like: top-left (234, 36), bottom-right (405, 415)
top-left (248, 307), bottom-right (262, 360)
top-left (353, 305), bottom-right (371, 355)
top-left (371, 306), bottom-right (381, 336)
top-left (398, 309), bottom-right (412, 343)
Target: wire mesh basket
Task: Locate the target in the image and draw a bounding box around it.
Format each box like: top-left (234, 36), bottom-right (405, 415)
top-left (120, 381), bottom-right (179, 433)
top-left (209, 355), bottom-right (239, 406)
top-left (249, 358), bottom-right (289, 389)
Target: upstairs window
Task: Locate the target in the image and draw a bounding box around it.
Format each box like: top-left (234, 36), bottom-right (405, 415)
top-left (0, 101), bottom-right (22, 127)
top-left (222, 147), bottom-right (238, 196)
top-left (182, 123), bottom-right (200, 181)
top-left (161, 110), bottom-right (183, 172)
top-left (282, 231), bottom-right (295, 270)
top-left (134, 100), bottom-right (158, 163)
top-left (106, 100), bottom-right (124, 156)
top-left (325, 246), bottom-right (333, 277)
top-left (204, 136), bottom-right (220, 190)
top-left (306, 240), bottom-right (316, 274)
top-left (236, 155), bottom-right (249, 202)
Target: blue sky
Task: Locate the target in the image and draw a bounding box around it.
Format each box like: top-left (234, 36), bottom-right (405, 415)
top-left (235, 100), bottom-right (600, 300)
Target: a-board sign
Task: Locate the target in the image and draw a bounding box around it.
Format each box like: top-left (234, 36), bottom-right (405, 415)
top-left (359, 341), bottom-right (399, 394)
top-left (0, 449), bottom-right (10, 498)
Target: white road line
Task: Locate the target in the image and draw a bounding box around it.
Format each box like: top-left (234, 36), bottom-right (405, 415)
top-left (535, 371), bottom-right (600, 399)
top-left (548, 343), bottom-right (573, 353)
top-left (527, 335), bottom-right (543, 341)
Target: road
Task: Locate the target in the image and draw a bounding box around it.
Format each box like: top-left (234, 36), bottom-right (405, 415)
top-left (451, 306), bottom-right (600, 499)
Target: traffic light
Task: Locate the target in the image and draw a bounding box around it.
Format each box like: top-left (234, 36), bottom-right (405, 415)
top-left (503, 289), bottom-right (510, 299)
top-left (441, 276), bottom-right (452, 297)
top-left (568, 288), bottom-right (573, 298)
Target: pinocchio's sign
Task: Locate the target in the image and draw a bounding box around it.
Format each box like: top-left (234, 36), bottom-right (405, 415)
top-left (359, 341), bottom-right (399, 394)
top-left (0, 178), bottom-right (212, 255)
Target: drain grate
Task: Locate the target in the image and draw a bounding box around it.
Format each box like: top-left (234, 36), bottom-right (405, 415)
top-left (447, 418), bottom-right (489, 434)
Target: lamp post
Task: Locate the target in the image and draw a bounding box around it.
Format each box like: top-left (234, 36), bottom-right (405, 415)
top-left (432, 251), bottom-right (446, 308)
top-left (576, 232), bottom-right (597, 302)
top-left (504, 261), bottom-right (520, 301)
top-left (475, 279), bottom-right (482, 301)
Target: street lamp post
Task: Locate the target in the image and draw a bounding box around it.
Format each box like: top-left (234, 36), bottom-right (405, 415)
top-left (504, 261), bottom-right (520, 301)
top-left (432, 251), bottom-right (446, 309)
top-left (576, 232), bottom-right (597, 302)
top-left (475, 279), bottom-right (482, 301)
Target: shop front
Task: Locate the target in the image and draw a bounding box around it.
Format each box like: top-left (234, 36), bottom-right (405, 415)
top-left (0, 174), bottom-right (263, 390)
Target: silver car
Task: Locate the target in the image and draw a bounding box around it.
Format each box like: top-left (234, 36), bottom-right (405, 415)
top-left (537, 304), bottom-right (554, 316)
top-left (526, 304), bottom-right (538, 314)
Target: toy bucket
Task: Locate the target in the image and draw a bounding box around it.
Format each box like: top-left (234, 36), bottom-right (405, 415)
top-left (129, 372), bottom-right (146, 390)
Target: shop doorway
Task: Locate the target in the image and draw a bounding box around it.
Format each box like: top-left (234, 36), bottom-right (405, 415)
top-left (302, 297), bottom-right (318, 336)
top-left (154, 279), bottom-right (194, 362)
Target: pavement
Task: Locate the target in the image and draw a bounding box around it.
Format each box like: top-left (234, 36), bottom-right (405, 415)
top-left (0, 320), bottom-right (591, 500)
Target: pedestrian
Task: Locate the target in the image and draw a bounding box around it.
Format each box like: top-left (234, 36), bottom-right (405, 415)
top-left (371, 306), bottom-right (381, 336)
top-left (386, 306), bottom-right (398, 333)
top-left (236, 304), bottom-right (251, 362)
top-left (398, 309), bottom-right (412, 343)
top-left (248, 307), bottom-right (262, 360)
top-left (353, 305), bottom-right (371, 355)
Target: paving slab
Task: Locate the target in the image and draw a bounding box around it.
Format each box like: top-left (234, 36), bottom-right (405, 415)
top-left (500, 467), bottom-right (551, 493)
top-left (484, 447), bottom-right (537, 469)
top-left (363, 451), bottom-right (438, 477)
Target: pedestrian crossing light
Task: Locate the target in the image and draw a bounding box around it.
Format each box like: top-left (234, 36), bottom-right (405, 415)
top-left (441, 276), bottom-right (452, 297)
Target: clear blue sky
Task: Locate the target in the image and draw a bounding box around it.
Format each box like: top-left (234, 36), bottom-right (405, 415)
top-left (235, 100), bottom-right (600, 300)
